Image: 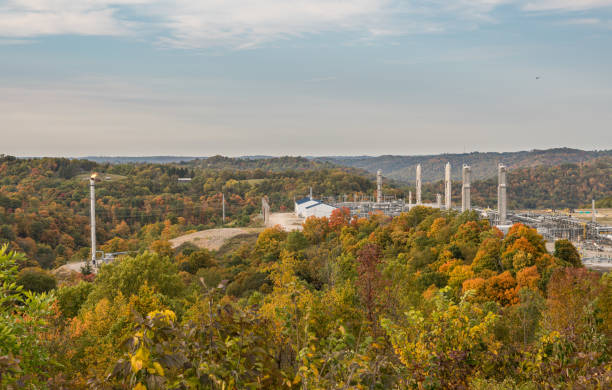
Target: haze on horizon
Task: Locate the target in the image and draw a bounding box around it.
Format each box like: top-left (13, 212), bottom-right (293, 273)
top-left (2, 1), bottom-right (612, 157)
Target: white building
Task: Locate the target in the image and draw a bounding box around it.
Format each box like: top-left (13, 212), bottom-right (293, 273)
top-left (295, 197), bottom-right (318, 217)
top-left (295, 197), bottom-right (337, 219)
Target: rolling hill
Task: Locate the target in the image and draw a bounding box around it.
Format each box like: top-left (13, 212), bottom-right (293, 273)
top-left (318, 148), bottom-right (612, 183)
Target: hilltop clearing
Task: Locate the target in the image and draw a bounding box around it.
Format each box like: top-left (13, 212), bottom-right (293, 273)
top-left (169, 227), bottom-right (263, 251)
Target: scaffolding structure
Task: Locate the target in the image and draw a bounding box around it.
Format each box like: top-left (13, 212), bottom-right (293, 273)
top-left (509, 212), bottom-right (611, 244)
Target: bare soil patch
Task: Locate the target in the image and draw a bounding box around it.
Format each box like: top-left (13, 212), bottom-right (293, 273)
top-left (170, 227), bottom-right (263, 251)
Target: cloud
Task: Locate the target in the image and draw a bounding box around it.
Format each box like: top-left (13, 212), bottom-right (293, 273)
top-left (0, 1), bottom-right (135, 37)
top-left (153, 0), bottom-right (393, 49)
top-left (523, 0), bottom-right (612, 11)
top-left (1, 1), bottom-right (612, 48)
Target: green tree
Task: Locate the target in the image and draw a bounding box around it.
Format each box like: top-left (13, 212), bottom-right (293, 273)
top-left (0, 244), bottom-right (55, 387)
top-left (553, 239), bottom-right (581, 267)
top-left (85, 251), bottom-right (184, 308)
top-left (16, 267), bottom-right (57, 293)
top-left (56, 281), bottom-right (93, 318)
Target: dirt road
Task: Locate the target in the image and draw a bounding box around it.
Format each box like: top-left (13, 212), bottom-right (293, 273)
top-left (267, 212), bottom-right (304, 231)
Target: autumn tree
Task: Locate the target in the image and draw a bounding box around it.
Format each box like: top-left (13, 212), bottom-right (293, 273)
top-left (553, 239), bottom-right (581, 267)
top-left (355, 243), bottom-right (386, 329)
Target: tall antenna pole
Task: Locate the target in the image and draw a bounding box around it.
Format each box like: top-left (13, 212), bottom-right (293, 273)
top-left (90, 173), bottom-right (97, 265)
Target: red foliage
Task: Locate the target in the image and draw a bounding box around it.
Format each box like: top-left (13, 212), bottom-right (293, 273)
top-left (328, 207), bottom-right (352, 231)
top-left (356, 243), bottom-right (387, 327)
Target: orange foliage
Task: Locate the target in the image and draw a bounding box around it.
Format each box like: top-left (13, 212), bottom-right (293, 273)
top-left (516, 265), bottom-right (540, 290)
top-left (453, 220), bottom-right (488, 245)
top-left (462, 277), bottom-right (486, 297)
top-left (484, 271), bottom-right (518, 306)
top-left (439, 259), bottom-right (462, 274)
top-left (302, 216), bottom-right (330, 243)
top-left (328, 207), bottom-right (351, 231)
top-left (427, 217), bottom-right (449, 241)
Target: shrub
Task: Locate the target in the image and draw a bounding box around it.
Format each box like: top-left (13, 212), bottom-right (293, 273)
top-left (17, 267), bottom-right (56, 293)
top-left (56, 282), bottom-right (93, 318)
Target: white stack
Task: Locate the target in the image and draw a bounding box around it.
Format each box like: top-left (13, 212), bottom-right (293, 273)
top-left (462, 164), bottom-right (471, 212)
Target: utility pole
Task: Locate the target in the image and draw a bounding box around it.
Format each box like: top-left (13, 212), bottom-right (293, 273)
top-left (90, 173), bottom-right (97, 266)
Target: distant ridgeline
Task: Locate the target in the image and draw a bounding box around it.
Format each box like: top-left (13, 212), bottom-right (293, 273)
top-left (81, 155), bottom-right (347, 172)
top-left (318, 148), bottom-right (612, 183)
top-left (420, 156), bottom-right (612, 210)
top-left (80, 156), bottom-right (201, 164)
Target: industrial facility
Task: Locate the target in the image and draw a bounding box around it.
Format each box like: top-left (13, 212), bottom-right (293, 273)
top-left (302, 162), bottom-right (508, 223)
top-left (294, 162), bottom-right (612, 265)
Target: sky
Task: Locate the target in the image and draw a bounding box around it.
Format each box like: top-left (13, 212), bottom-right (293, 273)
top-left (1, 0), bottom-right (612, 157)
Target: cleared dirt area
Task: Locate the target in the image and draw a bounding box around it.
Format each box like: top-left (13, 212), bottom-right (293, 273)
top-left (169, 227), bottom-right (263, 251)
top-left (170, 213), bottom-right (304, 253)
top-left (573, 208), bottom-right (612, 225)
top-left (517, 208), bottom-right (612, 225)
top-left (56, 261), bottom-right (89, 274)
top-left (268, 212), bottom-right (304, 231)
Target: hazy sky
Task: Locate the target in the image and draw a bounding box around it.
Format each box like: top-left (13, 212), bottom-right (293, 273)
top-left (1, 0), bottom-right (612, 157)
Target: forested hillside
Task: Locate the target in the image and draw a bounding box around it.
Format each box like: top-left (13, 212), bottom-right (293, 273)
top-left (190, 155), bottom-right (341, 171)
top-left (2, 206), bottom-right (611, 388)
top-left (419, 157), bottom-right (612, 209)
top-left (0, 155), bottom-right (373, 269)
top-left (595, 196), bottom-right (612, 208)
top-left (469, 157), bottom-right (612, 209)
top-left (2, 154), bottom-right (610, 273)
top-left (321, 148), bottom-right (612, 183)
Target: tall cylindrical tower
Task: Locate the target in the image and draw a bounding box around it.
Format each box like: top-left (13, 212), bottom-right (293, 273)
top-left (377, 169), bottom-right (383, 203)
top-left (90, 174), bottom-right (97, 264)
top-left (444, 162), bottom-right (452, 210)
top-left (498, 164), bottom-right (507, 224)
top-left (416, 164), bottom-right (422, 205)
top-left (462, 164), bottom-right (471, 212)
